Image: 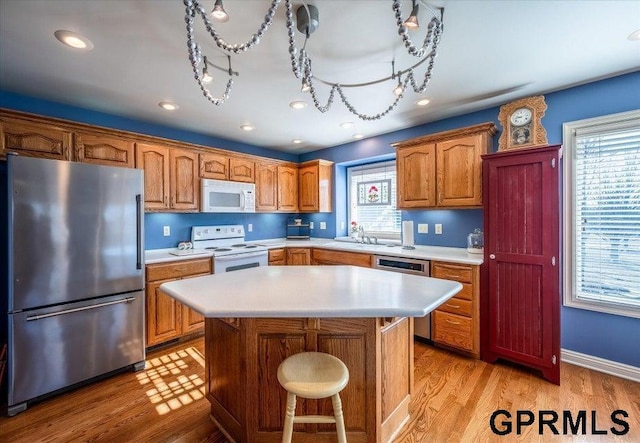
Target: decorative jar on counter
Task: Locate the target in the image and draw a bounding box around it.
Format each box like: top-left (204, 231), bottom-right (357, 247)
top-left (467, 228), bottom-right (484, 254)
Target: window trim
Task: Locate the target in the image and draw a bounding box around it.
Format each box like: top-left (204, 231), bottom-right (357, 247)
top-left (562, 109), bottom-right (640, 319)
top-left (347, 160), bottom-right (401, 240)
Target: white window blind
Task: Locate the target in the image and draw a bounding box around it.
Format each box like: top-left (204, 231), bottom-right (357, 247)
top-left (564, 110), bottom-right (640, 318)
top-left (348, 161), bottom-right (401, 239)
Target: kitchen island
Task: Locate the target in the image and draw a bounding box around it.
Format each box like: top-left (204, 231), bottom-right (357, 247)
top-left (160, 266), bottom-right (462, 443)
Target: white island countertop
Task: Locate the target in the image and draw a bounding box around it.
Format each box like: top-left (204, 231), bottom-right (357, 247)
top-left (159, 265), bottom-right (463, 318)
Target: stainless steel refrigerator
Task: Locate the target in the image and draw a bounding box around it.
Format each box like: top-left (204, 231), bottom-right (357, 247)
top-left (5, 155), bottom-right (145, 416)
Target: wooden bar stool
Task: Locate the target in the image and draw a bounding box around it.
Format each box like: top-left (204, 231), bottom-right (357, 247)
top-left (277, 352), bottom-right (350, 443)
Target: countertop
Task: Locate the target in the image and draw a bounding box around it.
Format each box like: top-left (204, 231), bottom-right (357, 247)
top-left (145, 237), bottom-right (483, 265)
top-left (159, 265), bottom-right (463, 318)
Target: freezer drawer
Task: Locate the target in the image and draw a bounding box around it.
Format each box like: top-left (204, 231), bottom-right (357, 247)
top-left (8, 291), bottom-right (145, 410)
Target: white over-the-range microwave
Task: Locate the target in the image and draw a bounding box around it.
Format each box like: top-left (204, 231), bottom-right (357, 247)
top-left (201, 178), bottom-right (256, 213)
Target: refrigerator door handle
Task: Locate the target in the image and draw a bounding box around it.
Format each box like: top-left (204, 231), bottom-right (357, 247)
top-left (26, 297), bottom-right (136, 322)
top-left (136, 194), bottom-right (143, 270)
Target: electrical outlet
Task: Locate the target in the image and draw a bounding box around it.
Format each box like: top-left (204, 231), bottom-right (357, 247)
top-left (163, 226), bottom-right (170, 237)
top-left (320, 222), bottom-right (327, 230)
top-left (418, 223), bottom-right (428, 234)
top-left (435, 224), bottom-right (443, 235)
top-left (309, 221), bottom-right (314, 229)
top-left (247, 223), bottom-right (253, 232)
top-left (340, 221), bottom-right (345, 230)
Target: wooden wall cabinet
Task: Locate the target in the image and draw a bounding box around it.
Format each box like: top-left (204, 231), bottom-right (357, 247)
top-left (169, 148), bottom-right (199, 211)
top-left (298, 159), bottom-right (333, 212)
top-left (0, 115), bottom-right (72, 160)
top-left (393, 122), bottom-right (497, 208)
top-left (267, 248), bottom-right (286, 266)
top-left (200, 152), bottom-right (255, 183)
top-left (145, 257), bottom-right (212, 347)
top-left (136, 142), bottom-right (169, 210)
top-left (229, 156), bottom-right (255, 182)
top-left (286, 248), bottom-right (311, 265)
top-left (136, 143), bottom-right (198, 211)
top-left (1, 110), bottom-right (333, 214)
top-left (311, 248), bottom-right (372, 268)
top-left (255, 163), bottom-right (278, 211)
top-left (74, 130), bottom-right (135, 168)
top-left (431, 261), bottom-right (480, 358)
top-left (199, 152), bottom-right (228, 180)
top-left (256, 162), bottom-right (302, 212)
top-left (481, 145), bottom-right (561, 384)
top-left (277, 164), bottom-right (299, 212)
top-left (396, 143), bottom-right (436, 208)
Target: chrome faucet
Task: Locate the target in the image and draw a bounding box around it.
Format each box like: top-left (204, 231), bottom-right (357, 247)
top-left (358, 225), bottom-right (365, 243)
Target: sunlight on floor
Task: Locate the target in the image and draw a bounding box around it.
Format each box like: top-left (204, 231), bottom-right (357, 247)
top-left (136, 346), bottom-right (207, 415)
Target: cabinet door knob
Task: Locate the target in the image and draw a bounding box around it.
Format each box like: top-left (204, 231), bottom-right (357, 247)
top-left (489, 254), bottom-right (496, 259)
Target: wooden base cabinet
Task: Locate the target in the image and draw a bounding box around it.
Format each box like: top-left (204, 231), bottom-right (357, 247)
top-left (431, 261), bottom-right (480, 358)
top-left (267, 248), bottom-right (286, 266)
top-left (286, 248), bottom-right (311, 265)
top-left (205, 316), bottom-right (413, 443)
top-left (145, 258), bottom-right (212, 347)
top-left (481, 145), bottom-right (561, 384)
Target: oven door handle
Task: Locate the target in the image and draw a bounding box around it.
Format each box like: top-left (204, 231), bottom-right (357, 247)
top-left (214, 251), bottom-right (268, 262)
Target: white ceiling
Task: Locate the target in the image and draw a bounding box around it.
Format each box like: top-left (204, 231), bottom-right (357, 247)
top-left (1, 0), bottom-right (639, 154)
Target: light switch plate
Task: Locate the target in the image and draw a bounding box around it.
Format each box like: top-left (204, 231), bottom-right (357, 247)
top-left (418, 223), bottom-right (428, 234)
top-left (435, 224), bottom-right (443, 235)
top-left (247, 224), bottom-right (253, 232)
top-left (340, 221), bottom-right (345, 230)
top-left (320, 222), bottom-right (327, 230)
top-left (309, 222), bottom-right (314, 229)
top-left (163, 226), bottom-right (170, 237)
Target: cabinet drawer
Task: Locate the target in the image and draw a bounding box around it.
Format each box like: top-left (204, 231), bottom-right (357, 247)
top-left (453, 283), bottom-right (473, 301)
top-left (437, 297), bottom-right (473, 317)
top-left (433, 310), bottom-right (473, 351)
top-left (431, 262), bottom-right (473, 283)
top-left (311, 248), bottom-right (372, 268)
top-left (268, 248), bottom-right (286, 263)
top-left (147, 258), bottom-right (212, 282)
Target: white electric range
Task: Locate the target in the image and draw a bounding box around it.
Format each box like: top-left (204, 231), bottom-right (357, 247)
top-left (191, 225), bottom-right (268, 273)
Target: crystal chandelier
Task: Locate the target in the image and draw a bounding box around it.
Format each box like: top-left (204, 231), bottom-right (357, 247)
top-left (184, 0), bottom-right (444, 121)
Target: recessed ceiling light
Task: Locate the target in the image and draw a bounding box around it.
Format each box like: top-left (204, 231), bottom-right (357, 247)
top-left (289, 101), bottom-right (308, 110)
top-left (292, 139), bottom-right (303, 144)
top-left (54, 30), bottom-right (94, 50)
top-left (340, 121), bottom-right (355, 129)
top-left (628, 29), bottom-right (640, 41)
top-left (240, 124), bottom-right (255, 131)
top-left (158, 102), bottom-right (179, 111)
top-left (415, 98), bottom-right (430, 106)
top-left (353, 133), bottom-right (364, 139)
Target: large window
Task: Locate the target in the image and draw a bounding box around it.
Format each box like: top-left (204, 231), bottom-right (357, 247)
top-left (563, 110), bottom-right (640, 319)
top-left (347, 161), bottom-right (401, 239)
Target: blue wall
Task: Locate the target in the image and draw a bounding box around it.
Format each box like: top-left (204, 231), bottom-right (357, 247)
top-left (2, 71), bottom-right (640, 368)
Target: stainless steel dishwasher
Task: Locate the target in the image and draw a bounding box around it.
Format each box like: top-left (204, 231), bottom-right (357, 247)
top-left (372, 254), bottom-right (432, 341)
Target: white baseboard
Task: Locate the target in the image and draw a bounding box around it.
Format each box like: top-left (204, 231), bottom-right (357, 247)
top-left (561, 348), bottom-right (640, 383)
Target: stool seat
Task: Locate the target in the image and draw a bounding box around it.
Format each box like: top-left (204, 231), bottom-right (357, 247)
top-left (277, 352), bottom-right (349, 399)
top-left (277, 352), bottom-right (350, 443)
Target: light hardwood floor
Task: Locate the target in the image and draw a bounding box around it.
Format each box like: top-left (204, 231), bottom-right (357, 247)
top-left (1, 337), bottom-right (638, 442)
